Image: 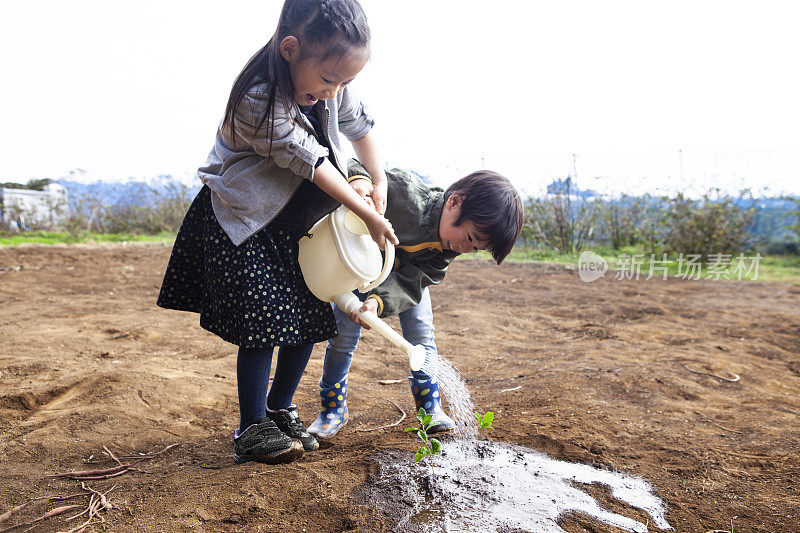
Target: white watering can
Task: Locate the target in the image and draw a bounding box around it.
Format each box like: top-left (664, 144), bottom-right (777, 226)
top-left (298, 206), bottom-right (427, 371)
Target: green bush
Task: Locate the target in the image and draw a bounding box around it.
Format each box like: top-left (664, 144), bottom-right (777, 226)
top-left (664, 190), bottom-right (755, 259)
top-left (600, 194), bottom-right (647, 250)
top-left (64, 180), bottom-right (192, 236)
top-left (787, 195), bottom-right (800, 245)
top-left (762, 239), bottom-right (799, 256)
top-left (524, 177), bottom-right (601, 254)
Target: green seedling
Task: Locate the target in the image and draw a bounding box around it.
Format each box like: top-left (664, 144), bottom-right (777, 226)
top-left (405, 407), bottom-right (442, 478)
top-left (475, 410), bottom-right (494, 430)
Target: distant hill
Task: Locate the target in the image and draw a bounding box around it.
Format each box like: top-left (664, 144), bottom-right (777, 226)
top-left (57, 176), bottom-right (201, 206)
top-left (0, 178), bottom-right (54, 191)
top-left (747, 197), bottom-right (796, 243)
top-left (545, 177), bottom-right (597, 199)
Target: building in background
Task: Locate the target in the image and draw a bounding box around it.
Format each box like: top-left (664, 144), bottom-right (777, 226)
top-left (0, 183), bottom-right (69, 230)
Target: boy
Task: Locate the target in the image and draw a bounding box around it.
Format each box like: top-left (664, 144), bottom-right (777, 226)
top-left (307, 159), bottom-right (523, 438)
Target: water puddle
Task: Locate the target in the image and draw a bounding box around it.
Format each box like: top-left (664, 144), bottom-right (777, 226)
top-left (362, 440), bottom-right (672, 532)
top-left (364, 354), bottom-right (673, 532)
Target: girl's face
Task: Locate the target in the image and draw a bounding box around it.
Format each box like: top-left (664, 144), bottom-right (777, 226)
top-left (281, 37), bottom-right (368, 106)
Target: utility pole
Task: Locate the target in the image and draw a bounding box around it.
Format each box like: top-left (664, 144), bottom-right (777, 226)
top-left (572, 153), bottom-right (578, 180)
top-left (679, 148), bottom-right (684, 181)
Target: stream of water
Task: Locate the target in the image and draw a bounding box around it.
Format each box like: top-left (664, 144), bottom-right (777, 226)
top-left (422, 353), bottom-right (478, 439)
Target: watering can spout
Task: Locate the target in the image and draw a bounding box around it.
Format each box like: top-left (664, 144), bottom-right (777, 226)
top-left (333, 292), bottom-right (427, 372)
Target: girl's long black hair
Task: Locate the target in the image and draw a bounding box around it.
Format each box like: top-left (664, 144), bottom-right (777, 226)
top-left (222, 0), bottom-right (370, 151)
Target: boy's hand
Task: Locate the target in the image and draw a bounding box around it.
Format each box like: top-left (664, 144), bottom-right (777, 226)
top-left (350, 178), bottom-right (373, 201)
top-left (370, 180), bottom-right (388, 216)
top-left (347, 298), bottom-right (379, 329)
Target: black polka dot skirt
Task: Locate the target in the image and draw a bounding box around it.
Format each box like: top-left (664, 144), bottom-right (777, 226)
top-left (157, 186), bottom-right (337, 348)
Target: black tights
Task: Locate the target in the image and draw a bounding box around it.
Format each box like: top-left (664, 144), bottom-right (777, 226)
top-left (236, 344), bottom-right (313, 431)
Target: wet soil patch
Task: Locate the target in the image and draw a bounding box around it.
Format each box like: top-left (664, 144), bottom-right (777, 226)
top-left (356, 440), bottom-right (671, 532)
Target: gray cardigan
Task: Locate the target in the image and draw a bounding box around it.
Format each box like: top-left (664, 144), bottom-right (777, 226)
top-left (197, 82), bottom-right (374, 245)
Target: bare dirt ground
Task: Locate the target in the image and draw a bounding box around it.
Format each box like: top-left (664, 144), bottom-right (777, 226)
top-left (1, 243), bottom-right (798, 532)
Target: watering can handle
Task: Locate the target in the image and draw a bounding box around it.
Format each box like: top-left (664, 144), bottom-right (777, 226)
top-left (361, 241), bottom-right (394, 293)
top-left (333, 291), bottom-right (427, 371)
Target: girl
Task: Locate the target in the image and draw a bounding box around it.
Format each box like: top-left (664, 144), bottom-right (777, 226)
top-left (157, 0), bottom-right (397, 465)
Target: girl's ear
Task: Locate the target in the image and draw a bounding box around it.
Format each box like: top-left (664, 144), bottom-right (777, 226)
top-left (279, 36), bottom-right (300, 63)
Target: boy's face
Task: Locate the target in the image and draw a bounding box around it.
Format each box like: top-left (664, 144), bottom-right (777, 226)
top-left (439, 194), bottom-right (490, 254)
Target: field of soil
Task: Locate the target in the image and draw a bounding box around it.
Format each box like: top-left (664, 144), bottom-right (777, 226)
top-left (1, 243), bottom-right (798, 532)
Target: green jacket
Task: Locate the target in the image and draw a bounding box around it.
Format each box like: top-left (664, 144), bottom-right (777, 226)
top-left (348, 159), bottom-right (460, 317)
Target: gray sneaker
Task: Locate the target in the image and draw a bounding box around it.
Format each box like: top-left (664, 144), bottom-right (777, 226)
top-left (233, 417), bottom-right (304, 464)
top-left (266, 407), bottom-right (320, 451)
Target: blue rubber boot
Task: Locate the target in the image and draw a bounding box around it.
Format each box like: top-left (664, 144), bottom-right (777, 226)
top-left (307, 377), bottom-right (349, 438)
top-left (409, 373), bottom-right (454, 434)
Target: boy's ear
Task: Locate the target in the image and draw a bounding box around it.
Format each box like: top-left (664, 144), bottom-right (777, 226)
top-left (446, 193), bottom-right (464, 209)
top-left (279, 36), bottom-right (300, 63)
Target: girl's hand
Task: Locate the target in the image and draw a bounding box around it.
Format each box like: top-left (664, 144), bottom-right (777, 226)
top-left (347, 297), bottom-right (379, 329)
top-left (363, 210), bottom-right (398, 250)
top-left (309, 159), bottom-right (395, 246)
top-left (351, 131), bottom-right (388, 214)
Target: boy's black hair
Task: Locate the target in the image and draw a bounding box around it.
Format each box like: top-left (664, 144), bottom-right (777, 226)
top-left (443, 171), bottom-right (524, 264)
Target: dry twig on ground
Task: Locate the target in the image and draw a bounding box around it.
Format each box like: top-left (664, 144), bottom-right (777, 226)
top-left (695, 412), bottom-right (744, 434)
top-left (48, 465), bottom-right (130, 480)
top-left (377, 379), bottom-right (404, 385)
top-left (0, 504), bottom-right (82, 533)
top-left (102, 446), bottom-right (123, 466)
top-left (2, 443), bottom-right (180, 531)
top-left (0, 493), bottom-right (90, 527)
top-left (0, 503), bottom-right (30, 526)
top-left (681, 363), bottom-right (740, 382)
top-left (63, 483), bottom-right (114, 533)
top-left (47, 443), bottom-right (178, 482)
top-left (357, 399), bottom-right (407, 432)
top-left (117, 443), bottom-right (179, 461)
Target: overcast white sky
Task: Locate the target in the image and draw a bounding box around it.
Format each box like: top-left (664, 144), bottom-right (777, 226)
top-left (1, 0), bottom-right (798, 197)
